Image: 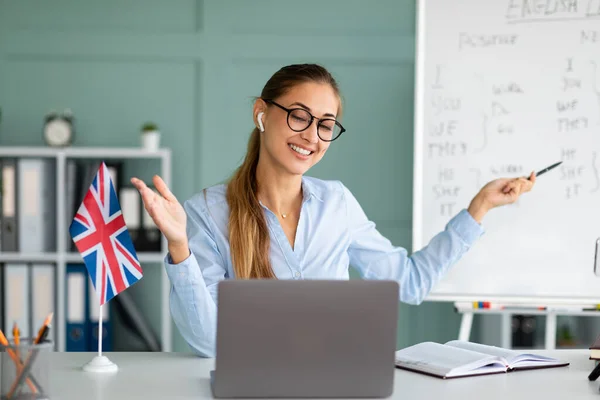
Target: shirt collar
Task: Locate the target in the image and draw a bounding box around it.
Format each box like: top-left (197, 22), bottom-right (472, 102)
top-left (301, 176), bottom-right (324, 203)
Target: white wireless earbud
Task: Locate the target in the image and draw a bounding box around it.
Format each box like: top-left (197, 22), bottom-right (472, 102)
top-left (257, 112), bottom-right (265, 132)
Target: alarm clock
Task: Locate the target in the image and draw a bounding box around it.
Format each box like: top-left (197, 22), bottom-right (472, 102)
top-left (43, 109), bottom-right (74, 147)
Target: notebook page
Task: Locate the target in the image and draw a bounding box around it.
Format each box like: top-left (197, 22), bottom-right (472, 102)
top-left (510, 353), bottom-right (558, 361)
top-left (507, 358), bottom-right (564, 369)
top-left (447, 363), bottom-right (506, 378)
top-left (508, 354), bottom-right (563, 368)
top-left (445, 340), bottom-right (560, 366)
top-left (395, 342), bottom-right (505, 377)
top-left (445, 340), bottom-right (513, 362)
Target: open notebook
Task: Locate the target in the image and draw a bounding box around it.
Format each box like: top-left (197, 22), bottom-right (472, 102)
top-left (395, 340), bottom-right (569, 379)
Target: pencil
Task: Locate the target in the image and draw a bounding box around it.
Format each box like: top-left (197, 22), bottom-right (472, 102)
top-left (12, 321), bottom-right (21, 361)
top-left (12, 322), bottom-right (20, 345)
top-left (34, 312), bottom-right (54, 344)
top-left (0, 329), bottom-right (38, 393)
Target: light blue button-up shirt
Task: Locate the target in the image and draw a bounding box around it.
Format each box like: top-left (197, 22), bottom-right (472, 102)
top-left (164, 176), bottom-right (485, 357)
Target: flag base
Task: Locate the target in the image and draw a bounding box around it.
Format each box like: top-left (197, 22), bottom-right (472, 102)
top-left (82, 356), bottom-right (118, 373)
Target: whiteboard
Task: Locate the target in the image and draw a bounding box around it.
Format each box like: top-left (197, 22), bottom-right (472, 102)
top-left (413, 0), bottom-right (600, 305)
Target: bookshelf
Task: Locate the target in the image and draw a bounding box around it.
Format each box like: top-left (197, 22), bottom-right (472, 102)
top-left (0, 146), bottom-right (172, 352)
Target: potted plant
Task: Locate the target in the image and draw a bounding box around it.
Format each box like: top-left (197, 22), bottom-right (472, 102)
top-left (141, 122), bottom-right (161, 151)
top-left (557, 324), bottom-right (577, 348)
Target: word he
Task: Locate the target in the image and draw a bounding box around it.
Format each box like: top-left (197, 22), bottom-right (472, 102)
top-left (428, 142), bottom-right (468, 157)
top-left (438, 167), bottom-right (454, 182)
top-left (558, 116), bottom-right (588, 132)
top-left (458, 33), bottom-right (518, 50)
top-left (561, 148), bottom-right (577, 160)
top-left (505, 0), bottom-right (578, 20)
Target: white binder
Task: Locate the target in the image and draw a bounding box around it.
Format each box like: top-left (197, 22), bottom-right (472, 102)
top-left (17, 158), bottom-right (56, 252)
top-left (119, 187), bottom-right (141, 244)
top-left (3, 263), bottom-right (30, 338)
top-left (31, 263), bottom-right (55, 345)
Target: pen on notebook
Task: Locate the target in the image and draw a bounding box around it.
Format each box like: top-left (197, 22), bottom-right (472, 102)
top-left (6, 314), bottom-right (53, 399)
top-left (531, 161), bottom-right (562, 179)
top-left (0, 329), bottom-right (39, 393)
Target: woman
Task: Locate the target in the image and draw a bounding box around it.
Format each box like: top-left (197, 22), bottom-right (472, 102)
top-left (131, 63), bottom-right (535, 357)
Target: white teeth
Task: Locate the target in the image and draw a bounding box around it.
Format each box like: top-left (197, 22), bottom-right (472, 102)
top-left (289, 144), bottom-right (312, 156)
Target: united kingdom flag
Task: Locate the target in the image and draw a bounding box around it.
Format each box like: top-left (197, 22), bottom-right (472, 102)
top-left (69, 161), bottom-right (143, 305)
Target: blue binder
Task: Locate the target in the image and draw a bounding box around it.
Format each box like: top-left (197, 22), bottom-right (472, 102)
top-left (65, 264), bottom-right (88, 352)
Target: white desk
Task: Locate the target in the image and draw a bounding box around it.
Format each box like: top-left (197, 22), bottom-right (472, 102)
top-left (43, 350), bottom-right (598, 399)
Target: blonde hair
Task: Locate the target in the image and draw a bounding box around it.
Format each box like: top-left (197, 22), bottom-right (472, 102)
top-left (226, 63), bottom-right (342, 279)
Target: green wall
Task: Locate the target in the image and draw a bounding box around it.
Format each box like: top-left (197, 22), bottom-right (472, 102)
top-left (0, 0), bottom-right (462, 352)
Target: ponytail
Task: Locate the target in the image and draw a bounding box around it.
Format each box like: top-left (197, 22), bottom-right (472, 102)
top-left (226, 128), bottom-right (275, 279)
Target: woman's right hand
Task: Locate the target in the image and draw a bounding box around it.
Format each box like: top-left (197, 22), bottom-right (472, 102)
top-left (130, 175), bottom-right (187, 247)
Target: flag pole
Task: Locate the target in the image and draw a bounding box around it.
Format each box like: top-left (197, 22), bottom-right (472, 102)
top-left (98, 304), bottom-right (103, 358)
top-left (82, 303), bottom-right (118, 373)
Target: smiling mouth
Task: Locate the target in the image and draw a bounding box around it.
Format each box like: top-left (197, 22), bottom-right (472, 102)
top-left (288, 144), bottom-right (313, 156)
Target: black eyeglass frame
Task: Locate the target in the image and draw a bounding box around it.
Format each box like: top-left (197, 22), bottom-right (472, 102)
top-left (263, 99), bottom-right (346, 142)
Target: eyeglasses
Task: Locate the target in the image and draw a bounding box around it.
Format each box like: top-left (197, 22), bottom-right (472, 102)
top-left (263, 99), bottom-right (346, 142)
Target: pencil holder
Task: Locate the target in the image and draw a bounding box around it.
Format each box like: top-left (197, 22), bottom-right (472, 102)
top-left (1, 338), bottom-right (53, 400)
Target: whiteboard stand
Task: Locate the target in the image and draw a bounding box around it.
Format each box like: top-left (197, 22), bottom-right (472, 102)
top-left (455, 304), bottom-right (600, 350)
top-left (545, 312), bottom-right (557, 350)
top-left (501, 313), bottom-right (512, 349)
top-left (458, 311), bottom-right (473, 342)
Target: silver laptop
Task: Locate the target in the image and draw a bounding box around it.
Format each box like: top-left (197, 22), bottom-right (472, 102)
top-left (210, 279), bottom-right (399, 398)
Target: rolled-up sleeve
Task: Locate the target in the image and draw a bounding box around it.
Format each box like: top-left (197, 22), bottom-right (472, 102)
top-left (342, 182), bottom-right (484, 305)
top-left (164, 197), bottom-right (227, 357)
